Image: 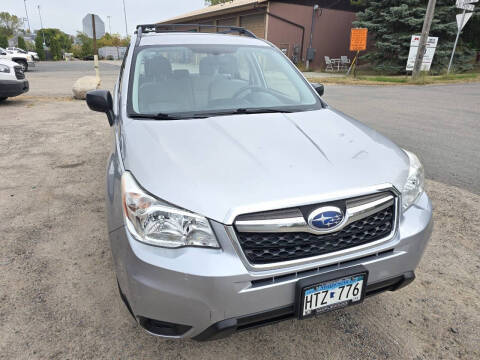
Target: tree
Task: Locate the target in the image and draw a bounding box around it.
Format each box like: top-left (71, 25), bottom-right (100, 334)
top-left (75, 32), bottom-right (93, 58)
top-left (462, 12), bottom-right (480, 51)
top-left (35, 35), bottom-right (45, 60)
top-left (49, 37), bottom-right (62, 60)
top-left (204, 0), bottom-right (230, 5)
top-left (17, 36), bottom-right (26, 50)
top-left (37, 28), bottom-right (72, 52)
top-left (0, 12), bottom-right (23, 37)
top-left (0, 34), bottom-right (7, 48)
top-left (354, 0), bottom-right (475, 74)
top-left (97, 33), bottom-right (130, 48)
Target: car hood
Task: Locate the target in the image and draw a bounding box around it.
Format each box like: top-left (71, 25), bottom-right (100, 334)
top-left (122, 109), bottom-right (409, 224)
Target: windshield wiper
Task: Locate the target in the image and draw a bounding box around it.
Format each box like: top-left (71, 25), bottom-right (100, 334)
top-left (192, 108), bottom-right (293, 118)
top-left (129, 113), bottom-right (183, 120)
top-left (129, 112), bottom-right (210, 120)
top-left (234, 108), bottom-right (292, 114)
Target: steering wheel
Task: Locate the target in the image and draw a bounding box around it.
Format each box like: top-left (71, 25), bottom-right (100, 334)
top-left (232, 86), bottom-right (281, 100)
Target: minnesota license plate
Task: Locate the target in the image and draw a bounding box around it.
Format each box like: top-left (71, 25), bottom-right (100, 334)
top-left (296, 267), bottom-right (368, 319)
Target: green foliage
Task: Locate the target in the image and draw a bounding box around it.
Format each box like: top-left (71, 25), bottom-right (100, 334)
top-left (75, 32), bottom-right (93, 58)
top-left (462, 13), bottom-right (480, 49)
top-left (0, 12), bottom-right (23, 37)
top-left (354, 0), bottom-right (476, 74)
top-left (97, 33), bottom-right (130, 47)
top-left (37, 28), bottom-right (72, 52)
top-left (0, 33), bottom-right (7, 48)
top-left (73, 32), bottom-right (130, 59)
top-left (49, 37), bottom-right (62, 60)
top-left (17, 36), bottom-right (26, 50)
top-left (35, 35), bottom-right (45, 60)
top-left (204, 0), bottom-right (230, 5)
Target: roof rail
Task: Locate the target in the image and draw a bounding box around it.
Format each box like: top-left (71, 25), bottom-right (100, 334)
top-left (134, 23), bottom-right (257, 44)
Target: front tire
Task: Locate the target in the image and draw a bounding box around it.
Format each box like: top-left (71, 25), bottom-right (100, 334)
top-left (16, 60), bottom-right (28, 72)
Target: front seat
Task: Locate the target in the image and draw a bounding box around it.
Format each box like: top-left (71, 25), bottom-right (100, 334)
top-left (139, 55), bottom-right (195, 113)
top-left (208, 55), bottom-right (247, 105)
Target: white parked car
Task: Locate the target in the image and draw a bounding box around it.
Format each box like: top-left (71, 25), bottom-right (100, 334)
top-left (0, 47), bottom-right (35, 71)
top-left (0, 59), bottom-right (29, 101)
top-left (6, 47), bottom-right (40, 61)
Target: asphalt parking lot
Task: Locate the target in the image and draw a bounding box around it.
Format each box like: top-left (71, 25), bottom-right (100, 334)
top-left (0, 61), bottom-right (479, 359)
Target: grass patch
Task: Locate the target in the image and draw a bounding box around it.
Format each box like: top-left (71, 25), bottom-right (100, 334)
top-left (306, 72), bottom-right (480, 86)
top-left (360, 76), bottom-right (408, 83)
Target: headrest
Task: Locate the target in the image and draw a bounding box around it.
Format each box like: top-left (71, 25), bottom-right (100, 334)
top-left (218, 55), bottom-right (238, 77)
top-left (145, 55), bottom-right (172, 80)
top-left (199, 56), bottom-right (217, 76)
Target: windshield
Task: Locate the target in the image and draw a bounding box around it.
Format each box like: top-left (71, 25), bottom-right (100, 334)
top-left (128, 44), bottom-right (321, 118)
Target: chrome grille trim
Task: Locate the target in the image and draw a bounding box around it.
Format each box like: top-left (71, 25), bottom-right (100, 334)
top-left (235, 193), bottom-right (394, 235)
top-left (227, 184), bottom-right (401, 271)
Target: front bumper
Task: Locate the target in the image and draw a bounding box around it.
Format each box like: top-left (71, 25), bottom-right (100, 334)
top-left (0, 79), bottom-right (29, 98)
top-left (110, 192), bottom-right (432, 339)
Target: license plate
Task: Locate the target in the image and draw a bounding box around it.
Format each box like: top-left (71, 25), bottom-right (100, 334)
top-left (296, 266), bottom-right (368, 319)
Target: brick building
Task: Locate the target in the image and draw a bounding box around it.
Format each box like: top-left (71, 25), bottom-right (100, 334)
top-left (159, 0), bottom-right (359, 70)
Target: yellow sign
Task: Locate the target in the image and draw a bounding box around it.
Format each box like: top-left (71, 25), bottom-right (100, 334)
top-left (350, 28), bottom-right (368, 52)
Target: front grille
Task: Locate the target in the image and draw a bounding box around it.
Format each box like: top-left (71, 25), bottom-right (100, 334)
top-left (14, 66), bottom-right (25, 80)
top-left (236, 205), bottom-right (394, 264)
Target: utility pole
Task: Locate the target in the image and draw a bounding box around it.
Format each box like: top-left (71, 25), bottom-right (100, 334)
top-left (107, 16), bottom-right (112, 34)
top-left (37, 5), bottom-right (46, 46)
top-left (23, 0), bottom-right (31, 33)
top-left (122, 0), bottom-right (129, 37)
top-left (412, 0), bottom-right (437, 79)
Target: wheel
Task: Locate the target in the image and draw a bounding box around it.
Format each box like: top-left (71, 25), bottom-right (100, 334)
top-left (0, 97), bottom-right (7, 102)
top-left (16, 60), bottom-right (28, 72)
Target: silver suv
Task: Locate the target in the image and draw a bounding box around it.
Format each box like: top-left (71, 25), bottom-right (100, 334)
top-left (86, 24), bottom-right (432, 340)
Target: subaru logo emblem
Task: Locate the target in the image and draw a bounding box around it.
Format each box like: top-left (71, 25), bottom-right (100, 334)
top-left (308, 206), bottom-right (344, 231)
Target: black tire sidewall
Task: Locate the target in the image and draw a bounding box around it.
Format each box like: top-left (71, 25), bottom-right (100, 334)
top-left (17, 60), bottom-right (28, 72)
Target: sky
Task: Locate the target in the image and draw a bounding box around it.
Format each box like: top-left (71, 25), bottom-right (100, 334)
top-left (2, 0), bottom-right (206, 37)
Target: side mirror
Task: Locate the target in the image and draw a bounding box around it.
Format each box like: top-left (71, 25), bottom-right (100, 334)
top-left (86, 90), bottom-right (114, 126)
top-left (310, 82), bottom-right (324, 97)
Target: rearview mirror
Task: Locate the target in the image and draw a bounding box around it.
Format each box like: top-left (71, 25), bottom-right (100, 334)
top-left (86, 90), bottom-right (114, 126)
top-left (310, 82), bottom-right (324, 97)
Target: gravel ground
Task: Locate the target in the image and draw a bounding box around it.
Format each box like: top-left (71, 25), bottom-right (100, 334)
top-left (0, 63), bottom-right (479, 359)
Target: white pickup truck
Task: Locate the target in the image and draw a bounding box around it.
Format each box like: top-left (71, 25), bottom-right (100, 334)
top-left (7, 47), bottom-right (40, 61)
top-left (0, 59), bottom-right (29, 101)
top-left (0, 47), bottom-right (35, 71)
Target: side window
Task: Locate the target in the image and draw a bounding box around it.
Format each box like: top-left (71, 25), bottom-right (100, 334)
top-left (256, 52), bottom-right (301, 102)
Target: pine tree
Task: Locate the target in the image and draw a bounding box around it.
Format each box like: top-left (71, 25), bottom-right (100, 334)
top-left (354, 0), bottom-right (475, 74)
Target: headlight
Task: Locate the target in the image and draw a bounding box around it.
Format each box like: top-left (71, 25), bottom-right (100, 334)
top-left (0, 64), bottom-right (10, 73)
top-left (121, 171), bottom-right (219, 249)
top-left (402, 150), bottom-right (425, 210)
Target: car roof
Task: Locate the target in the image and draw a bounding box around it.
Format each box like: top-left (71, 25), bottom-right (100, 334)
top-left (139, 32), bottom-right (270, 47)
